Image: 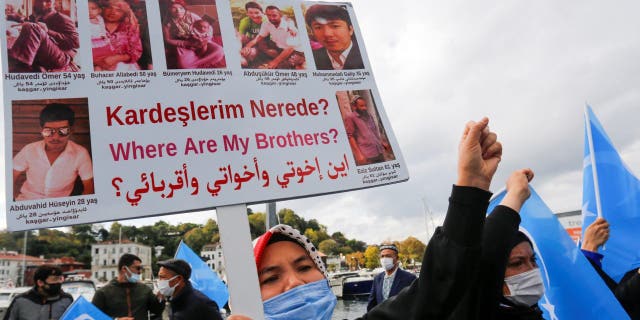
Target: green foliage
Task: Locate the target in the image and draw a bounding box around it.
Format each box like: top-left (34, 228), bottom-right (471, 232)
top-left (364, 246), bottom-right (381, 269)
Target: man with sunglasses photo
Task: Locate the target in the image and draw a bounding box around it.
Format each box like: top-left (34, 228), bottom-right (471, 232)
top-left (13, 103), bottom-right (94, 201)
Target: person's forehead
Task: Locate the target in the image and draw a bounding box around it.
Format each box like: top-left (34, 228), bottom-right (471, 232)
top-left (43, 120), bottom-right (70, 128)
top-left (45, 274), bottom-right (62, 281)
top-left (261, 241), bottom-right (308, 266)
top-left (509, 241), bottom-right (533, 258)
top-left (380, 249), bottom-right (397, 256)
top-left (158, 267), bottom-right (175, 277)
top-left (311, 18), bottom-right (347, 25)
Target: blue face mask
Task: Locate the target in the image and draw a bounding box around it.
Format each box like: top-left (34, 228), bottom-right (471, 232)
top-left (125, 266), bottom-right (141, 283)
top-left (263, 279), bottom-right (337, 320)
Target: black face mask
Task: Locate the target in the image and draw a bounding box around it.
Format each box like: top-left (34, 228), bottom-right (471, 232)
top-left (43, 283), bottom-right (61, 296)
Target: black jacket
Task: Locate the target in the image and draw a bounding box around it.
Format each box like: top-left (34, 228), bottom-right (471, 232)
top-left (168, 282), bottom-right (222, 320)
top-left (616, 268), bottom-right (640, 320)
top-left (496, 300), bottom-right (544, 320)
top-left (358, 186), bottom-right (522, 319)
top-left (312, 39), bottom-right (365, 70)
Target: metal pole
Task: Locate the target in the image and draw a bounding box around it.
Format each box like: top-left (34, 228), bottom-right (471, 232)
top-left (266, 202), bottom-right (278, 229)
top-left (21, 231), bottom-right (27, 286)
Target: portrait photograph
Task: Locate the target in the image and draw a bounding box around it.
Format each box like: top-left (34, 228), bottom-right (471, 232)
top-left (5, 0), bottom-right (81, 73)
top-left (88, 0), bottom-right (153, 71)
top-left (12, 98), bottom-right (95, 201)
top-left (231, 0), bottom-right (306, 69)
top-left (160, 0), bottom-right (226, 69)
top-left (302, 2), bottom-right (364, 70)
top-left (336, 90), bottom-right (395, 166)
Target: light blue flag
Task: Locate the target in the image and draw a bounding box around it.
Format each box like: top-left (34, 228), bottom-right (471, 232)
top-left (60, 296), bottom-right (111, 320)
top-left (489, 187), bottom-right (629, 320)
top-left (175, 241), bottom-right (229, 308)
top-left (582, 105), bottom-right (640, 281)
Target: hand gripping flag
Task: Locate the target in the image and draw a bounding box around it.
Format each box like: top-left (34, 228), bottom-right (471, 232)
top-left (489, 187), bottom-right (629, 320)
top-left (175, 241), bottom-right (229, 308)
top-left (60, 296), bottom-right (111, 320)
top-left (583, 105), bottom-right (640, 281)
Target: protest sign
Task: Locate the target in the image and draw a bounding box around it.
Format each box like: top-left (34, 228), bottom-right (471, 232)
top-left (2, 0), bottom-right (409, 231)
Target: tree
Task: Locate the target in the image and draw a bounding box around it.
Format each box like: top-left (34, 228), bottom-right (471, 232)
top-left (345, 252), bottom-right (365, 270)
top-left (248, 212), bottom-right (266, 239)
top-left (364, 246), bottom-right (380, 269)
top-left (319, 239), bottom-right (339, 255)
top-left (396, 236), bottom-right (426, 267)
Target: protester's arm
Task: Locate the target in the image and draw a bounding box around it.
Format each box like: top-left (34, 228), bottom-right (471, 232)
top-left (91, 289), bottom-right (106, 312)
top-left (581, 218), bottom-right (609, 254)
top-left (478, 169), bottom-right (533, 319)
top-left (615, 268), bottom-right (640, 316)
top-left (360, 118), bottom-right (502, 319)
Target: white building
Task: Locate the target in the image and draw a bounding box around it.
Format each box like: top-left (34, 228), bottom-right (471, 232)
top-left (91, 240), bottom-right (152, 282)
top-left (0, 251), bottom-right (44, 287)
top-left (201, 243), bottom-right (225, 280)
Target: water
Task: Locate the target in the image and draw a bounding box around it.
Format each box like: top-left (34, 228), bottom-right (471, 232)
top-left (332, 299), bottom-right (368, 320)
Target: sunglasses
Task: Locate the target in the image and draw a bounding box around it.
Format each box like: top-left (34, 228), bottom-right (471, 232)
top-left (41, 127), bottom-right (70, 137)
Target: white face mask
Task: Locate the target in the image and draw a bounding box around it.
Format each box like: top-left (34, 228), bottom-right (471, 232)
top-left (157, 275), bottom-right (179, 297)
top-left (380, 257), bottom-right (395, 271)
top-left (504, 268), bottom-right (545, 307)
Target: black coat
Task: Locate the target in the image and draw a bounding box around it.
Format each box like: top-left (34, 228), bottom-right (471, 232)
top-left (616, 268), bottom-right (640, 320)
top-left (358, 186), bottom-right (523, 319)
top-left (168, 283), bottom-right (222, 320)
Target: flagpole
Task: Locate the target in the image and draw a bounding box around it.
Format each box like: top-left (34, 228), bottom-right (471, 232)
top-left (585, 105), bottom-right (603, 219)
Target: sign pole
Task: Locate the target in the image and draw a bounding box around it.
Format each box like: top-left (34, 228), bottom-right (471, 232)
top-left (216, 204), bottom-right (264, 319)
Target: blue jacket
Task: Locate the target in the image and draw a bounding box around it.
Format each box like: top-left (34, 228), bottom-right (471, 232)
top-left (367, 267), bottom-right (416, 311)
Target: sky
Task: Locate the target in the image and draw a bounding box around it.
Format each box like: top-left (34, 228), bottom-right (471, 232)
top-left (2, 0), bottom-right (640, 246)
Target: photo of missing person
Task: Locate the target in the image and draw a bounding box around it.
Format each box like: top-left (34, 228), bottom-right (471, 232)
top-left (5, 0), bottom-right (80, 73)
top-left (303, 3), bottom-right (364, 70)
top-left (231, 0), bottom-right (305, 69)
top-left (12, 98), bottom-right (95, 202)
top-left (88, 0), bottom-right (153, 71)
top-left (336, 90), bottom-right (395, 166)
top-left (160, 0), bottom-right (226, 69)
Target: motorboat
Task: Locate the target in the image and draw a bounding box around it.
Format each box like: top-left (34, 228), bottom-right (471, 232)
top-left (329, 270), bottom-right (374, 300)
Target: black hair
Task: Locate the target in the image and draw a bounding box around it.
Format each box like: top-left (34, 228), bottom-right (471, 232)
top-left (265, 5), bottom-right (280, 12)
top-left (33, 265), bottom-right (62, 283)
top-left (118, 253), bottom-right (142, 271)
top-left (305, 4), bottom-right (352, 27)
top-left (39, 103), bottom-right (75, 127)
top-left (245, 1), bottom-right (262, 12)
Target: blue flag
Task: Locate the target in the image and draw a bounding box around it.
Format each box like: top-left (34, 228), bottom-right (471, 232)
top-left (582, 105), bottom-right (640, 281)
top-left (60, 296), bottom-right (111, 320)
top-left (489, 188), bottom-right (629, 319)
top-left (175, 241), bottom-right (229, 308)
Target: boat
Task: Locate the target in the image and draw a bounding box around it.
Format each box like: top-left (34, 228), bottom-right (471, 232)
top-left (329, 270), bottom-right (375, 300)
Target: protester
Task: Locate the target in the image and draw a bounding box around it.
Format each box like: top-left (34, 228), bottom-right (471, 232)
top-left (93, 253), bottom-right (165, 320)
top-left (241, 5), bottom-right (304, 69)
top-left (228, 118), bottom-right (544, 320)
top-left (304, 4), bottom-right (364, 70)
top-left (581, 218), bottom-right (640, 319)
top-left (3, 265), bottom-right (72, 320)
top-left (367, 243), bottom-right (416, 311)
top-left (13, 103), bottom-right (94, 201)
top-left (163, 0), bottom-right (225, 69)
top-left (345, 95), bottom-right (391, 165)
top-left (157, 258), bottom-right (223, 320)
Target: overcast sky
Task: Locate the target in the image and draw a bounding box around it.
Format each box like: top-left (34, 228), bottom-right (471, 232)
top-left (2, 0), bottom-right (640, 246)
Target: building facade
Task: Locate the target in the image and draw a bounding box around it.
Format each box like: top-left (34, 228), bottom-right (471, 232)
top-left (91, 240), bottom-right (152, 282)
top-left (0, 251), bottom-right (45, 287)
top-left (201, 243), bottom-right (225, 280)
